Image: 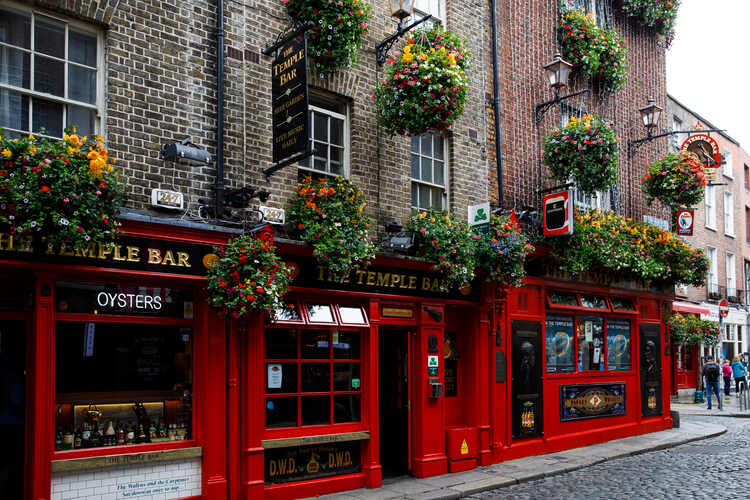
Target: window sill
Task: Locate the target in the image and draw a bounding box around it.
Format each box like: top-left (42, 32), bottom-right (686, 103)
top-left (725, 233), bottom-right (736, 238)
top-left (545, 370), bottom-right (636, 378)
top-left (51, 443), bottom-right (201, 472)
top-left (706, 225), bottom-right (717, 232)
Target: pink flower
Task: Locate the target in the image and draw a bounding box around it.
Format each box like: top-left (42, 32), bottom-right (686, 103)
top-left (63, 197), bottom-right (70, 203)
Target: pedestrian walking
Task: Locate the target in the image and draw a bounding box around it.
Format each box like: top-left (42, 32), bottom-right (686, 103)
top-left (703, 356), bottom-right (723, 410)
top-left (723, 359), bottom-right (732, 396)
top-left (732, 355), bottom-right (747, 397)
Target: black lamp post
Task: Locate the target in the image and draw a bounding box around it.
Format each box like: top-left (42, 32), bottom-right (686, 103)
top-left (375, 0), bottom-right (432, 66)
top-left (534, 53), bottom-right (589, 124)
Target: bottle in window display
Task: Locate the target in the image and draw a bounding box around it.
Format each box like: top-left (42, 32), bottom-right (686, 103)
top-left (137, 424), bottom-right (147, 444)
top-left (81, 422), bottom-right (91, 448)
top-left (89, 423), bottom-right (102, 448)
top-left (126, 424), bottom-right (135, 444)
top-left (117, 423), bottom-right (125, 446)
top-left (105, 420), bottom-right (116, 444)
top-left (74, 428), bottom-right (82, 449)
top-left (54, 428), bottom-right (63, 451)
top-left (62, 428), bottom-right (74, 450)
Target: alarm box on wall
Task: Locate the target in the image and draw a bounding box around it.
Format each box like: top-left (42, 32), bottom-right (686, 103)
top-left (542, 189), bottom-right (574, 237)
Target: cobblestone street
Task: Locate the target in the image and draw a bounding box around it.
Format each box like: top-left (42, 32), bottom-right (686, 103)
top-left (466, 415), bottom-right (749, 500)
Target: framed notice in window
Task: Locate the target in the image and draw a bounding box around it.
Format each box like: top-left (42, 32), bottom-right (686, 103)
top-left (545, 315), bottom-right (575, 373)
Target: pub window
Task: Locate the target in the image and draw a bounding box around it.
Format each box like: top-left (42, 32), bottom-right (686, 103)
top-left (611, 297), bottom-right (635, 311)
top-left (53, 282), bottom-right (195, 451)
top-left (299, 92), bottom-right (349, 178)
top-left (548, 291), bottom-right (578, 307)
top-left (577, 316), bottom-right (604, 371)
top-left (580, 295), bottom-right (607, 309)
top-left (546, 315), bottom-right (575, 373)
top-left (606, 318), bottom-right (631, 371)
top-left (411, 134), bottom-right (448, 211)
top-left (265, 328), bottom-right (361, 428)
top-left (0, 5), bottom-right (103, 138)
top-left (406, 0), bottom-right (445, 26)
top-left (545, 314), bottom-right (632, 373)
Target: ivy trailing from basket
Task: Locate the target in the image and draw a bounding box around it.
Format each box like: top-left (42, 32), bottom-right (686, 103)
top-left (0, 128), bottom-right (126, 251)
top-left (206, 234), bottom-right (292, 318)
top-left (559, 8), bottom-right (628, 93)
top-left (288, 175), bottom-right (376, 280)
top-left (374, 26), bottom-right (471, 136)
top-left (550, 209), bottom-right (708, 287)
top-left (542, 114), bottom-right (619, 194)
top-left (641, 151), bottom-right (706, 212)
top-left (475, 215), bottom-right (534, 287)
top-left (407, 209), bottom-right (479, 290)
top-left (617, 0), bottom-right (679, 47)
top-left (668, 312), bottom-right (719, 347)
top-left (285, 0), bottom-right (370, 77)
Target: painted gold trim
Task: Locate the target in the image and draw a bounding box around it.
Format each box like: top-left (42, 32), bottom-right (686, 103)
top-left (262, 431), bottom-right (370, 449)
top-left (51, 446), bottom-right (202, 472)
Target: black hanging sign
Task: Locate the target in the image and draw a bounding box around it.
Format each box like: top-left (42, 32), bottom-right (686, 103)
top-left (271, 35), bottom-right (310, 167)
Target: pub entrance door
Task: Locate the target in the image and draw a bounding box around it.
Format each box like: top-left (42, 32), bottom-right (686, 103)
top-left (510, 321), bottom-right (543, 438)
top-left (379, 328), bottom-right (411, 478)
top-left (640, 324), bottom-right (662, 416)
top-left (0, 320), bottom-right (27, 499)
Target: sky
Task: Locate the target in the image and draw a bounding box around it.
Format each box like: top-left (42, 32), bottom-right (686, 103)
top-left (666, 1), bottom-right (750, 148)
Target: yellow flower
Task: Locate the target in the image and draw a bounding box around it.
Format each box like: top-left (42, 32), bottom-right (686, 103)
top-left (1, 148), bottom-right (11, 158)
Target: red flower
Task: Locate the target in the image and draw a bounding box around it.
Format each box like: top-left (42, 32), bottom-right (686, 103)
top-left (40, 186), bottom-right (51, 193)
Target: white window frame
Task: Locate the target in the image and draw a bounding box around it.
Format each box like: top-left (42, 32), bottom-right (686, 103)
top-left (705, 185), bottom-right (716, 230)
top-left (0, 1), bottom-right (105, 138)
top-left (707, 246), bottom-right (718, 295)
top-left (724, 191), bottom-right (734, 237)
top-left (723, 149), bottom-right (733, 179)
top-left (727, 251), bottom-right (736, 297)
top-left (671, 116), bottom-right (683, 151)
top-left (410, 133), bottom-right (448, 211)
top-left (298, 104), bottom-right (349, 178)
top-left (574, 189), bottom-right (609, 212)
top-left (407, 0), bottom-right (445, 25)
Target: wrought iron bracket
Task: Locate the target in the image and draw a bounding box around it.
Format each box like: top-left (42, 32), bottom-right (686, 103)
top-left (263, 142), bottom-right (315, 181)
top-left (262, 20), bottom-right (315, 57)
top-left (375, 15), bottom-right (432, 66)
top-left (534, 88), bottom-right (589, 124)
top-left (627, 128), bottom-right (725, 159)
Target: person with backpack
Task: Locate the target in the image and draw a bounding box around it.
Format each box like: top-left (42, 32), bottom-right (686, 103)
top-left (702, 356), bottom-right (723, 410)
top-left (722, 359), bottom-right (733, 396)
top-left (731, 355), bottom-right (747, 397)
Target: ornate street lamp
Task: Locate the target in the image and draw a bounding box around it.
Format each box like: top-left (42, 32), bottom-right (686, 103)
top-left (534, 53), bottom-right (589, 124)
top-left (637, 98), bottom-right (663, 137)
top-left (376, 1), bottom-right (432, 66)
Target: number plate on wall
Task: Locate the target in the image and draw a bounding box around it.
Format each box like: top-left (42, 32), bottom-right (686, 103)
top-left (151, 188), bottom-right (184, 210)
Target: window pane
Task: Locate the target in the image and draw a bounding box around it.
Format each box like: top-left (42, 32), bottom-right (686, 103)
top-left (338, 306), bottom-right (365, 325)
top-left (411, 135), bottom-right (419, 153)
top-left (418, 185), bottom-right (431, 209)
top-left (266, 329), bottom-right (297, 359)
top-left (301, 363), bottom-right (330, 392)
top-left (580, 295), bottom-right (607, 309)
top-left (0, 46), bottom-right (30, 88)
top-left (606, 318), bottom-right (631, 371)
top-left (34, 17), bottom-right (65, 58)
top-left (266, 397), bottom-right (297, 428)
top-left (313, 113), bottom-right (327, 141)
top-left (32, 98), bottom-right (63, 137)
top-left (333, 363), bottom-right (360, 391)
top-left (34, 55), bottom-right (64, 96)
top-left (0, 89), bottom-right (29, 131)
top-left (434, 160), bottom-right (444, 186)
top-left (68, 65), bottom-right (96, 104)
top-left (577, 317), bottom-right (604, 371)
top-left (273, 303), bottom-right (301, 322)
top-left (549, 292), bottom-right (578, 306)
top-left (66, 105), bottom-right (95, 137)
top-left (432, 187), bottom-right (443, 210)
top-left (421, 157), bottom-right (432, 183)
top-left (611, 298), bottom-right (634, 310)
top-left (308, 304), bottom-right (334, 323)
top-left (333, 331), bottom-right (360, 359)
top-left (313, 150), bottom-right (327, 171)
top-left (334, 394), bottom-right (361, 423)
top-left (266, 363), bottom-right (297, 393)
top-left (411, 154), bottom-right (420, 179)
top-left (546, 315), bottom-right (575, 373)
top-left (301, 395), bottom-right (329, 425)
top-left (421, 134), bottom-right (432, 156)
top-left (330, 117), bottom-right (343, 146)
top-left (0, 8), bottom-right (30, 48)
top-left (301, 330), bottom-right (329, 359)
top-left (411, 183), bottom-right (419, 208)
top-left (434, 136), bottom-right (444, 160)
top-left (330, 146), bottom-right (343, 174)
top-left (69, 29), bottom-right (97, 67)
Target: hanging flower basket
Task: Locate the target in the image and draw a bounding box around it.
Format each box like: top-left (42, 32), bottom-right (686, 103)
top-left (617, 0), bottom-right (679, 47)
top-left (285, 0), bottom-right (370, 77)
top-left (559, 9), bottom-right (628, 93)
top-left (668, 312), bottom-right (719, 347)
top-left (407, 209), bottom-right (479, 290)
top-left (206, 234), bottom-right (291, 319)
top-left (374, 27), bottom-right (471, 136)
top-left (475, 215), bottom-right (534, 287)
top-left (641, 151), bottom-right (706, 212)
top-left (551, 209), bottom-right (708, 287)
top-left (0, 129), bottom-right (126, 250)
top-left (542, 114), bottom-right (619, 194)
top-left (288, 176), bottom-right (376, 280)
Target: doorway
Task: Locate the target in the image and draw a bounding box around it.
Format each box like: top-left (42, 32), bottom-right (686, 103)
top-left (0, 320), bottom-right (27, 499)
top-left (510, 320), bottom-right (543, 438)
top-left (379, 328), bottom-right (410, 478)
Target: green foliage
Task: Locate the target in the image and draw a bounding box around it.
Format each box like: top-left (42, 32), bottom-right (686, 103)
top-left (206, 235), bottom-right (291, 318)
top-left (551, 209), bottom-right (708, 287)
top-left (0, 128), bottom-right (126, 250)
top-left (668, 312), bottom-right (719, 347)
top-left (542, 114), bottom-right (619, 194)
top-left (618, 0), bottom-right (679, 46)
top-left (475, 215), bottom-right (534, 287)
top-left (559, 8), bottom-right (628, 93)
top-left (285, 0), bottom-right (370, 77)
top-left (374, 27), bottom-right (471, 136)
top-left (407, 209), bottom-right (478, 290)
top-left (641, 151), bottom-right (706, 211)
top-left (288, 176), bottom-right (376, 280)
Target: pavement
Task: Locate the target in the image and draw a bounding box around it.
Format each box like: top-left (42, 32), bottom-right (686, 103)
top-left (314, 417), bottom-right (726, 500)
top-left (672, 390), bottom-right (750, 417)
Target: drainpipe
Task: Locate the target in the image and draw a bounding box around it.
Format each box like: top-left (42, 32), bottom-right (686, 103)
top-left (490, 0), bottom-right (503, 208)
top-left (215, 0), bottom-right (226, 219)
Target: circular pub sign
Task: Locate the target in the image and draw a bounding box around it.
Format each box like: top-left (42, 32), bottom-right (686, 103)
top-left (719, 298), bottom-right (729, 318)
top-left (680, 134), bottom-right (722, 169)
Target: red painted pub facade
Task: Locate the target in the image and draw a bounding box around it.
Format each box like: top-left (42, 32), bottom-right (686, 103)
top-left (2, 221), bottom-right (673, 500)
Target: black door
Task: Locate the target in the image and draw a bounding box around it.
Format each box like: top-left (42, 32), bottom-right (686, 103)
top-left (379, 328), bottom-right (410, 477)
top-left (0, 320), bottom-right (26, 499)
top-left (511, 320), bottom-right (543, 438)
top-left (640, 323), bottom-right (662, 417)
